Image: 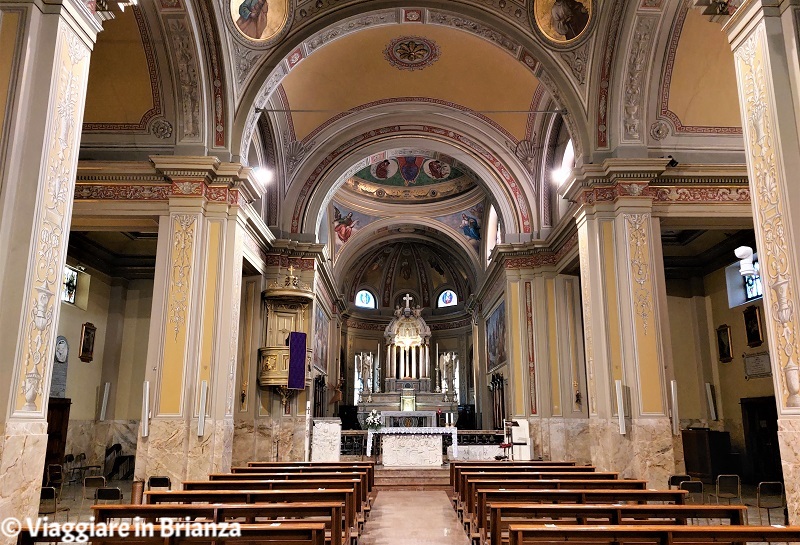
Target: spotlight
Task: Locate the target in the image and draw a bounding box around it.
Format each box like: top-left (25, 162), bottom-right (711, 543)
top-left (735, 246), bottom-right (755, 277)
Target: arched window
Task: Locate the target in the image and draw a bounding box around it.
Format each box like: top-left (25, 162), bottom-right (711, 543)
top-left (437, 289), bottom-right (458, 308)
top-left (551, 139), bottom-right (575, 185)
top-left (355, 289), bottom-right (377, 309)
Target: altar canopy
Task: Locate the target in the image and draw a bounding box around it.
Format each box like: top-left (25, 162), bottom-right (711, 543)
top-left (384, 295), bottom-right (432, 387)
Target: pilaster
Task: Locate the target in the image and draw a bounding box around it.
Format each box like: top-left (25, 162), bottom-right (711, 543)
top-left (133, 158), bottom-right (256, 483)
top-left (0, 0), bottom-right (101, 527)
top-left (725, 0), bottom-right (800, 523)
top-left (573, 162), bottom-right (677, 486)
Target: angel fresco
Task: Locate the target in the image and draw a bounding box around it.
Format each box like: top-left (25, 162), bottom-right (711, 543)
top-left (333, 206), bottom-right (359, 244)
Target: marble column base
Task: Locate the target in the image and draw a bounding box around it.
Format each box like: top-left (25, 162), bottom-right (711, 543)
top-left (134, 417), bottom-right (233, 483)
top-left (231, 416), bottom-right (308, 464)
top-left (777, 418), bottom-right (800, 524)
top-left (589, 416), bottom-right (676, 487)
top-left (0, 420), bottom-right (48, 544)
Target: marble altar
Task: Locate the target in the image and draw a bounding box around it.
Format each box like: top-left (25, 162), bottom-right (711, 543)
top-left (367, 427), bottom-right (458, 467)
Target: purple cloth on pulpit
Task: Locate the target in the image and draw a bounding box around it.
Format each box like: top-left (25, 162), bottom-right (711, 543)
top-left (288, 332), bottom-right (306, 389)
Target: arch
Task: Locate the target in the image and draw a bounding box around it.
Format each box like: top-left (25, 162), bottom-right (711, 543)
top-left (231, 5), bottom-right (591, 163)
top-left (436, 288), bottom-right (459, 308)
top-left (284, 111), bottom-right (537, 239)
top-left (354, 288), bottom-right (378, 309)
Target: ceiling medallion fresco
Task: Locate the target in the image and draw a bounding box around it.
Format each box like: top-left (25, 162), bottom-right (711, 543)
top-left (343, 156), bottom-right (476, 203)
top-left (384, 36), bottom-right (441, 71)
top-left (230, 0), bottom-right (289, 41)
top-left (532, 0), bottom-right (592, 44)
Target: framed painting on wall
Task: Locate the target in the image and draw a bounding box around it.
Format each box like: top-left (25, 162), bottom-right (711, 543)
top-left (716, 324), bottom-right (733, 363)
top-left (486, 301), bottom-right (507, 370)
top-left (743, 305), bottom-right (763, 348)
top-left (79, 322), bottom-right (96, 363)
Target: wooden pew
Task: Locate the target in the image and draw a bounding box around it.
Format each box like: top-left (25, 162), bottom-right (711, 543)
top-left (449, 461), bottom-right (577, 487)
top-left (473, 489), bottom-right (688, 545)
top-left (457, 471), bottom-right (620, 511)
top-left (488, 504), bottom-right (747, 545)
top-left (244, 462), bottom-right (375, 489)
top-left (211, 471), bottom-right (372, 510)
top-left (92, 502), bottom-right (346, 545)
top-left (187, 478), bottom-right (367, 511)
top-left (463, 479), bottom-right (647, 528)
top-left (144, 488), bottom-right (358, 540)
top-left (506, 524), bottom-right (800, 545)
top-left (452, 465), bottom-right (596, 506)
top-left (18, 522), bottom-right (327, 545)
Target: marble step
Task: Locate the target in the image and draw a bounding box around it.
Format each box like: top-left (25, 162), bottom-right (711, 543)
top-left (374, 468), bottom-right (450, 490)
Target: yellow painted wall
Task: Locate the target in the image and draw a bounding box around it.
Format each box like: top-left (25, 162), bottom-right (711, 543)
top-left (546, 278), bottom-right (561, 416)
top-left (668, 9), bottom-right (741, 128)
top-left (703, 267), bottom-right (773, 450)
top-left (0, 11), bottom-right (20, 143)
top-left (666, 266), bottom-right (774, 452)
top-left (281, 24), bottom-right (539, 141)
top-left (83, 7), bottom-right (155, 124)
top-left (58, 273), bottom-right (152, 420)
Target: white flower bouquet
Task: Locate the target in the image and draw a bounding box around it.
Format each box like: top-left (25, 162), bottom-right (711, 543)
top-left (365, 409), bottom-right (382, 430)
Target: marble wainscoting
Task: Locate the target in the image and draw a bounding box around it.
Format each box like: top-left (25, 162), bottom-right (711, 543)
top-left (777, 417), bottom-right (800, 524)
top-left (528, 418), bottom-right (549, 460)
top-left (66, 420), bottom-right (139, 466)
top-left (66, 420), bottom-right (95, 462)
top-left (589, 417), bottom-right (676, 487)
top-left (232, 417), bottom-right (309, 463)
top-left (0, 421), bottom-right (48, 531)
top-left (134, 419), bottom-right (190, 483)
top-left (185, 418), bottom-right (234, 480)
top-left (528, 418), bottom-right (591, 464)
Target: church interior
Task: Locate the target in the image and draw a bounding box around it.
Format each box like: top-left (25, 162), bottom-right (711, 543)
top-left (5, 0), bottom-right (800, 542)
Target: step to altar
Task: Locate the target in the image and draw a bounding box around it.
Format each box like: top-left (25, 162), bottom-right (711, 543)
top-left (374, 467), bottom-right (450, 491)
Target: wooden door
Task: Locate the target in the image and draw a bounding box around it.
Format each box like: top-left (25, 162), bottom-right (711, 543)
top-left (741, 396), bottom-right (782, 483)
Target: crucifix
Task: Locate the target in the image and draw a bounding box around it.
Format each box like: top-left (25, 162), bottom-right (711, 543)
top-left (287, 265), bottom-right (295, 276)
top-left (403, 293), bottom-right (413, 309)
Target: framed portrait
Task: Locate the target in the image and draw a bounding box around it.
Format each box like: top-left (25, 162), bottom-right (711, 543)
top-left (743, 305), bottom-right (764, 348)
top-left (716, 324), bottom-right (733, 363)
top-left (79, 322), bottom-right (97, 363)
top-left (486, 301), bottom-right (507, 370)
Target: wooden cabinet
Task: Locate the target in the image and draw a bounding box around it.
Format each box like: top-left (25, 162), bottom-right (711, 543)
top-left (44, 397), bottom-right (71, 481)
top-left (681, 428), bottom-right (733, 482)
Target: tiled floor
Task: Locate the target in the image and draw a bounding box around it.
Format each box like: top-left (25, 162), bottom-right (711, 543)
top-left (52, 479), bottom-right (134, 522)
top-left (359, 490), bottom-right (470, 545)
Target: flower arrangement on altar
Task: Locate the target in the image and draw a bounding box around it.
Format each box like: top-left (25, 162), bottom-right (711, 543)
top-left (365, 409), bottom-right (382, 430)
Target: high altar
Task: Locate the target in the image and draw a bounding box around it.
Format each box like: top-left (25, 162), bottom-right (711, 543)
top-left (357, 295), bottom-right (459, 466)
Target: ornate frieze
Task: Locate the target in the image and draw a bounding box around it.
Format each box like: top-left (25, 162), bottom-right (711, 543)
top-left (561, 44), bottom-right (589, 85)
top-left (168, 214), bottom-right (196, 339)
top-left (624, 213), bottom-right (653, 335)
top-left (166, 18), bottom-right (202, 141)
top-left (623, 16), bottom-right (657, 141)
top-left (502, 232), bottom-right (579, 269)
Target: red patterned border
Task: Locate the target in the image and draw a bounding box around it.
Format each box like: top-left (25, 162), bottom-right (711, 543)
top-left (656, 1), bottom-right (742, 135)
top-left (503, 232), bottom-right (579, 269)
top-left (83, 6), bottom-right (163, 132)
top-left (573, 182), bottom-right (751, 207)
top-left (596, 0), bottom-right (626, 148)
top-left (525, 281), bottom-right (536, 415)
top-left (74, 184), bottom-right (171, 200)
top-left (291, 124), bottom-right (532, 234)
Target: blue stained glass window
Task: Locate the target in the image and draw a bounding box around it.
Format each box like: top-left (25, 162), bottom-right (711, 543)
top-left (438, 289), bottom-right (458, 308)
top-left (355, 289), bottom-right (376, 309)
top-left (745, 259), bottom-right (763, 301)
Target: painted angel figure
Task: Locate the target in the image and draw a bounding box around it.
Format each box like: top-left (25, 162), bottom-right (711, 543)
top-left (333, 206), bottom-right (359, 244)
top-left (236, 0), bottom-right (269, 40)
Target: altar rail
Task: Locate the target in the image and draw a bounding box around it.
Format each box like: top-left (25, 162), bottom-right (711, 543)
top-left (340, 430), bottom-right (503, 456)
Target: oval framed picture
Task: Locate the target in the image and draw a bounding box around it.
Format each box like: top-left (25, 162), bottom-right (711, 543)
top-left (229, 0), bottom-right (290, 43)
top-left (531, 0), bottom-right (594, 48)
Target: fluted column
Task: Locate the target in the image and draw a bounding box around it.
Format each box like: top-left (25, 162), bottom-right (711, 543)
top-left (725, 0), bottom-right (800, 522)
top-left (0, 0), bottom-right (101, 530)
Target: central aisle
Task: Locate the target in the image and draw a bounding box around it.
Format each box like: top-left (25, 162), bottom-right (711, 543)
top-left (360, 490), bottom-right (470, 545)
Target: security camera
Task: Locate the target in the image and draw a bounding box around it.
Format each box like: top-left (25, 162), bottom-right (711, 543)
top-left (735, 245), bottom-right (756, 276)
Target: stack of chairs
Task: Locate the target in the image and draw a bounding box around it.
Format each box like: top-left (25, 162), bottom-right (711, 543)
top-left (450, 460), bottom-right (797, 545)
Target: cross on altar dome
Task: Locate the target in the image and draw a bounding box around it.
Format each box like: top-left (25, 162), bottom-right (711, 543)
top-left (403, 293), bottom-right (413, 309)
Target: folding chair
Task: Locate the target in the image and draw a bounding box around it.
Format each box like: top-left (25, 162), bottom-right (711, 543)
top-left (80, 475), bottom-right (106, 513)
top-left (668, 474), bottom-right (691, 489)
top-left (46, 464), bottom-right (65, 499)
top-left (679, 480), bottom-right (705, 504)
top-left (95, 487), bottom-right (123, 504)
top-left (39, 487), bottom-right (70, 521)
top-left (707, 474), bottom-right (742, 504)
top-left (746, 481), bottom-right (785, 525)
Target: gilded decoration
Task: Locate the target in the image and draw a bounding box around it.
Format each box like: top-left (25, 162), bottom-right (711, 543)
top-left (625, 213), bottom-right (653, 335)
top-left (18, 24), bottom-right (90, 413)
top-left (168, 214), bottom-right (196, 339)
top-left (735, 28), bottom-right (800, 409)
top-left (384, 36), bottom-right (441, 71)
